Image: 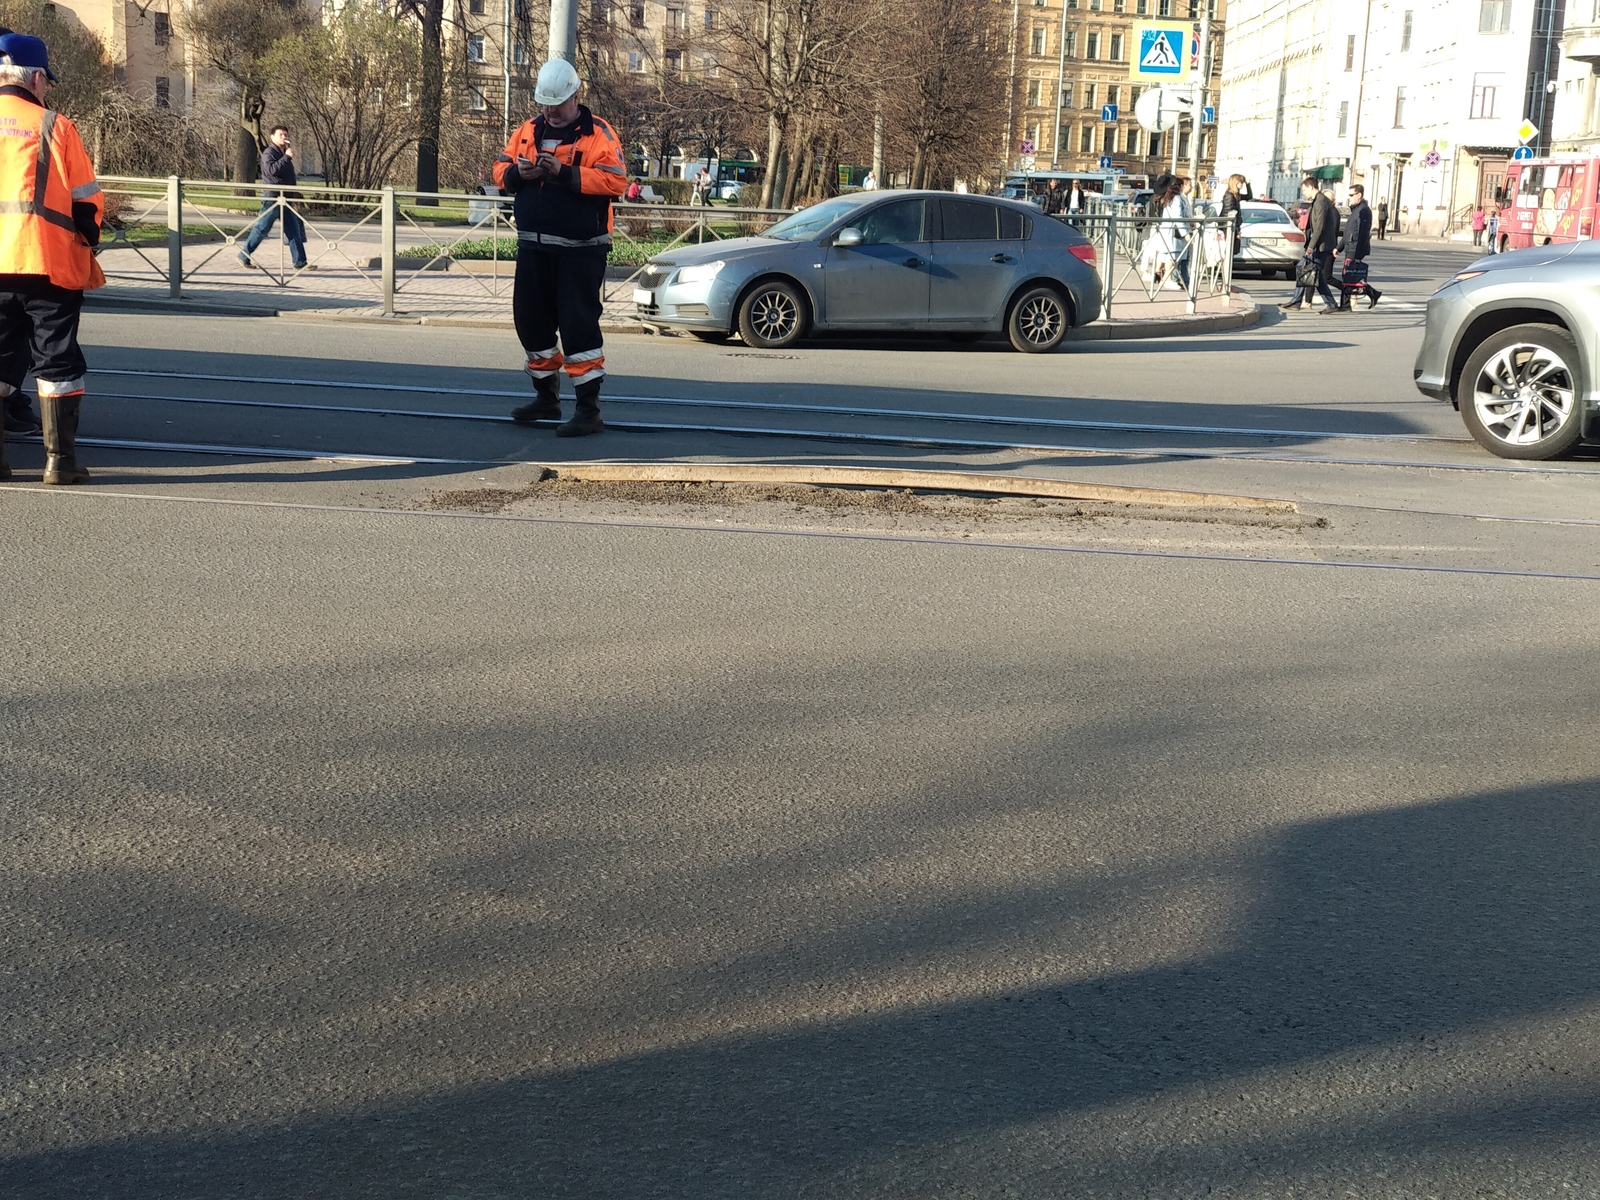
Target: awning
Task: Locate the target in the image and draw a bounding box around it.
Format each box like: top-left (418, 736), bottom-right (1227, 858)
top-left (1311, 164), bottom-right (1345, 181)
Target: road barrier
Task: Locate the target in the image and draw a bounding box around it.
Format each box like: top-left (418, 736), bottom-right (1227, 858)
top-left (95, 176), bottom-right (794, 314)
top-left (1069, 209), bottom-right (1239, 317)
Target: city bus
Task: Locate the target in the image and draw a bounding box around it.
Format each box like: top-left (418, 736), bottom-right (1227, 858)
top-left (1499, 154), bottom-right (1600, 251)
top-left (999, 170), bottom-right (1149, 206)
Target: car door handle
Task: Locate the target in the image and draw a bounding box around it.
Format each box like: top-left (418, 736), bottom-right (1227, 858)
top-left (991, 254), bottom-right (1014, 263)
top-left (904, 257), bottom-right (923, 268)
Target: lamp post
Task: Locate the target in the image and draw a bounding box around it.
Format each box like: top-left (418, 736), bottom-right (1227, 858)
top-left (549, 0), bottom-right (577, 61)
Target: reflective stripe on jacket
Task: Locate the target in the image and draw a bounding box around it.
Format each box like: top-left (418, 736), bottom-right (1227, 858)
top-left (492, 106), bottom-right (628, 245)
top-left (0, 90), bottom-right (104, 291)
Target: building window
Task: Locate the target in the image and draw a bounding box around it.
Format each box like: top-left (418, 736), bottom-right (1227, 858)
top-left (1158, 0), bottom-right (1172, 14)
top-left (1107, 85), bottom-right (1120, 106)
top-left (1086, 31), bottom-right (1099, 58)
top-left (1062, 82), bottom-right (1074, 108)
top-left (1034, 0), bottom-right (1046, 6)
top-left (1066, 0), bottom-right (1077, 8)
top-left (1479, 0), bottom-right (1511, 31)
top-left (1338, 101), bottom-right (1349, 135)
top-left (1148, 131), bottom-right (1161, 158)
top-left (468, 87), bottom-right (487, 111)
top-left (1027, 79), bottom-right (1042, 107)
top-left (592, 0), bottom-right (610, 22)
top-left (513, 42), bottom-right (529, 65)
top-left (629, 2), bottom-right (645, 26)
top-left (1345, 33), bottom-right (1355, 70)
top-left (1471, 73), bottom-right (1501, 118)
top-left (1090, 0), bottom-right (1101, 9)
top-left (1178, 130), bottom-right (1189, 158)
top-left (1031, 26), bottom-right (1046, 54)
top-left (154, 76), bottom-right (169, 108)
top-left (1084, 82), bottom-right (1097, 109)
top-left (1115, 0), bottom-right (1125, 10)
top-left (665, 48), bottom-right (682, 74)
top-left (704, 53), bottom-right (718, 77)
top-left (469, 0), bottom-right (485, 12)
top-left (153, 12), bottom-right (170, 46)
top-left (704, 5), bottom-right (716, 29)
top-left (467, 34), bottom-right (486, 63)
top-left (1065, 30), bottom-right (1077, 56)
top-left (666, 5), bottom-right (686, 31)
top-left (1110, 33), bottom-right (1123, 59)
top-left (628, 50), bottom-right (645, 72)
top-left (1080, 125), bottom-right (1092, 152)
top-left (1393, 86), bottom-right (1406, 127)
top-left (1401, 10), bottom-right (1413, 50)
top-left (1104, 126), bottom-right (1116, 153)
top-left (1137, 0), bottom-right (1148, 12)
top-left (1126, 127), bottom-right (1138, 154)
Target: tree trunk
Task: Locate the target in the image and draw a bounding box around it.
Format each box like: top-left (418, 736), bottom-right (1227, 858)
top-left (778, 114), bottom-right (805, 209)
top-left (910, 144), bottom-right (926, 190)
top-left (415, 0), bottom-right (445, 202)
top-left (236, 92), bottom-right (264, 186)
top-left (759, 109), bottom-right (783, 209)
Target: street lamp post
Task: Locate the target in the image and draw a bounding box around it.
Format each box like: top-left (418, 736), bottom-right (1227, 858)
top-left (549, 0), bottom-right (577, 62)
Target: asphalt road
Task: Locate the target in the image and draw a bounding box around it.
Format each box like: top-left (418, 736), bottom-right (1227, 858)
top-left (4, 239), bottom-right (1600, 1197)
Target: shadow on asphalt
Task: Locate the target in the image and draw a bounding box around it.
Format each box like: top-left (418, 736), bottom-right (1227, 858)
top-left (7, 776), bottom-right (1598, 1195)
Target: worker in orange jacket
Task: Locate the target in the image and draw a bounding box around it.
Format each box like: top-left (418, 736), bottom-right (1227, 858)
top-left (492, 58), bottom-right (628, 436)
top-left (0, 32), bottom-right (102, 484)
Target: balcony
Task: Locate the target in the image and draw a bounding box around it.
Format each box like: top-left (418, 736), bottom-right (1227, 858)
top-left (1564, 22), bottom-right (1600, 64)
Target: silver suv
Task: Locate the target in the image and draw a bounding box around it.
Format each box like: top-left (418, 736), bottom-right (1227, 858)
top-left (1413, 239), bottom-right (1600, 459)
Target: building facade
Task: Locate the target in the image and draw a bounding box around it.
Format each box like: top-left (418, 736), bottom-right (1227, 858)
top-left (1007, 0), bottom-right (1226, 185)
top-left (1217, 0), bottom-right (1565, 235)
top-left (1552, 0), bottom-right (1600, 151)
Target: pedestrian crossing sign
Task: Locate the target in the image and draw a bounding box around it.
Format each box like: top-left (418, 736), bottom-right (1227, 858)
top-left (1131, 24), bottom-right (1191, 82)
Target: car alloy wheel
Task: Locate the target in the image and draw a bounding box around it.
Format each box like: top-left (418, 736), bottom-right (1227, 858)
top-left (1462, 324), bottom-right (1583, 459)
top-left (1008, 286), bottom-right (1069, 353)
top-left (738, 281), bottom-right (807, 349)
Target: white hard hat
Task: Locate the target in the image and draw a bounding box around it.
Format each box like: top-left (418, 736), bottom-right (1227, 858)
top-left (534, 58), bottom-right (581, 106)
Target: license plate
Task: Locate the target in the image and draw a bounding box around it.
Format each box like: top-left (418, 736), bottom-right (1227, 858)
top-left (633, 288), bottom-right (654, 307)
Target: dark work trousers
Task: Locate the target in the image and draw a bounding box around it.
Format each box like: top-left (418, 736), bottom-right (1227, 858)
top-left (1297, 250), bottom-right (1338, 308)
top-left (0, 277), bottom-right (88, 393)
top-left (512, 245), bottom-right (608, 386)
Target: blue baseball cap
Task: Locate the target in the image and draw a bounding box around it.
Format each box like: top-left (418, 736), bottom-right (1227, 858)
top-left (0, 33), bottom-right (58, 83)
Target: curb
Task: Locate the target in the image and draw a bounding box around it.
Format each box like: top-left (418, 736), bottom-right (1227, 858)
top-left (542, 462), bottom-right (1295, 513)
top-left (1065, 300), bottom-right (1259, 341)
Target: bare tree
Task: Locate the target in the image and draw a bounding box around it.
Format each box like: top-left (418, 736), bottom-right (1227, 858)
top-left (182, 0), bottom-right (306, 182)
top-left (394, 0), bottom-right (445, 198)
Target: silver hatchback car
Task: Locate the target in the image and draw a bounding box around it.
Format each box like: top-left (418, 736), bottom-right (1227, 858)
top-left (1414, 239), bottom-right (1600, 458)
top-left (632, 191), bottom-right (1103, 353)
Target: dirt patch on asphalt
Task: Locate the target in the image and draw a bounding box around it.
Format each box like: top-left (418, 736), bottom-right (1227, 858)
top-left (423, 476), bottom-right (1325, 533)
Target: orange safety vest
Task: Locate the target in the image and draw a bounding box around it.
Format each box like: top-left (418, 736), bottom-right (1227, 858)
top-left (492, 107), bottom-right (629, 237)
top-left (0, 91), bottom-right (105, 291)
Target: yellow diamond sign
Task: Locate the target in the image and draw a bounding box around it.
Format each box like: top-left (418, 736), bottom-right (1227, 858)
top-left (1517, 119), bottom-right (1538, 144)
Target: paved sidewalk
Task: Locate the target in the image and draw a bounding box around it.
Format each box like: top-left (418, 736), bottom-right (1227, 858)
top-left (90, 243), bottom-right (1257, 337)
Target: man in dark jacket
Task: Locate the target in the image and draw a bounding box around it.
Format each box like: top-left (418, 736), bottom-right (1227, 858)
top-left (238, 126), bottom-right (310, 271)
top-left (1331, 184), bottom-right (1381, 312)
top-left (1282, 177), bottom-right (1339, 311)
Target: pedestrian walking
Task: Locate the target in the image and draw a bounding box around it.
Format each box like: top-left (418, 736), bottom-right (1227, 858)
top-left (1471, 205), bottom-right (1486, 247)
top-left (1375, 197), bottom-right (1388, 240)
top-left (1486, 205), bottom-right (1500, 254)
top-left (1282, 177), bottom-right (1340, 312)
top-left (238, 126), bottom-right (311, 271)
top-left (1041, 179), bottom-right (1064, 215)
top-left (1330, 184), bottom-right (1381, 312)
top-left (0, 32), bottom-right (101, 484)
top-left (862, 171), bottom-right (878, 191)
top-left (494, 59), bottom-right (627, 437)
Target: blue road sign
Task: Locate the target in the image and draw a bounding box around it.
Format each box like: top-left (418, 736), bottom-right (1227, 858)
top-left (1020, 138), bottom-right (1036, 155)
top-left (1101, 104), bottom-right (1118, 122)
top-left (1202, 105), bottom-right (1216, 125)
top-left (1098, 155), bottom-right (1114, 171)
top-left (1512, 145), bottom-right (1534, 160)
top-left (1138, 28), bottom-right (1185, 77)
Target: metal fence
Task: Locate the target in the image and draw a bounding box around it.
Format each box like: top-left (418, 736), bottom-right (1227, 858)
top-left (95, 175), bottom-right (794, 313)
top-left (1069, 210), bottom-right (1239, 317)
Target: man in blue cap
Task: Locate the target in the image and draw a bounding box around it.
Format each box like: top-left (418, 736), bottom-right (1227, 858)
top-left (0, 30), bottom-right (104, 484)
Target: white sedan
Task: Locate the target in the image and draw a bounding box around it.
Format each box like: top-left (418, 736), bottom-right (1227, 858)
top-left (1231, 201), bottom-right (1308, 279)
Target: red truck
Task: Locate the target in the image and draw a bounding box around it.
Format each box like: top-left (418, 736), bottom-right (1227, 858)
top-left (1499, 155), bottom-right (1600, 251)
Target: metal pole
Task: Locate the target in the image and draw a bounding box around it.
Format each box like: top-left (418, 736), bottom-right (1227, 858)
top-left (1185, 215), bottom-right (1199, 315)
top-left (166, 175), bottom-right (182, 298)
top-left (1102, 213), bottom-right (1114, 319)
top-left (548, 0), bottom-right (577, 62)
top-left (1222, 212), bottom-right (1235, 306)
top-left (1052, 0), bottom-right (1070, 168)
top-left (381, 186), bottom-right (396, 316)
top-left (1187, 0), bottom-right (1210, 188)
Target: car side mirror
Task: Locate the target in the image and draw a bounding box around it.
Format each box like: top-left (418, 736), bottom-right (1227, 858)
top-left (834, 227), bottom-right (864, 247)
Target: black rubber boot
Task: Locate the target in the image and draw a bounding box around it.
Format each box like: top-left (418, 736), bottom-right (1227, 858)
top-left (1367, 286), bottom-right (1382, 309)
top-left (511, 373), bottom-right (562, 424)
top-left (40, 395), bottom-right (91, 486)
top-left (2, 389), bottom-right (40, 435)
top-left (557, 379), bottom-right (604, 437)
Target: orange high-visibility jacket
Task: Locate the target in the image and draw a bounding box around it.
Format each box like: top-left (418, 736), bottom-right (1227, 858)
top-left (0, 90), bottom-right (104, 291)
top-left (492, 107), bottom-right (628, 244)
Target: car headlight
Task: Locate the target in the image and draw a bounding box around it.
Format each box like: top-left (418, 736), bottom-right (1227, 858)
top-left (1453, 270), bottom-right (1486, 282)
top-left (676, 260), bottom-right (726, 284)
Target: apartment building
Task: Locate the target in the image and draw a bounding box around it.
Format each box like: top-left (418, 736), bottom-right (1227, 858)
top-left (50, 0), bottom-right (195, 110)
top-left (1218, 0), bottom-right (1564, 235)
top-left (1007, 0), bottom-right (1226, 182)
top-left (1552, 0), bottom-right (1600, 151)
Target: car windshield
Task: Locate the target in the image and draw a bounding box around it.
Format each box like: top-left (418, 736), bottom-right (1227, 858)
top-left (760, 197), bottom-right (860, 241)
top-left (1242, 208), bottom-right (1292, 225)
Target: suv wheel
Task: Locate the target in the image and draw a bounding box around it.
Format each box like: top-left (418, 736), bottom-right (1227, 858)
top-left (1458, 323), bottom-right (1584, 460)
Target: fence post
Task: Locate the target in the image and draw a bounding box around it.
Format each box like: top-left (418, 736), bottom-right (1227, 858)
top-left (381, 186), bottom-right (396, 316)
top-left (166, 176), bottom-right (182, 298)
top-left (1222, 213), bottom-right (1235, 307)
top-left (1185, 218), bottom-right (1199, 316)
top-left (1102, 214), bottom-right (1114, 320)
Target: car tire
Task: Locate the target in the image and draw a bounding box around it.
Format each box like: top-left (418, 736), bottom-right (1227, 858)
top-left (736, 280), bottom-right (808, 349)
top-left (690, 330), bottom-right (732, 344)
top-left (1007, 285), bottom-right (1070, 354)
top-left (1458, 323), bottom-right (1585, 460)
